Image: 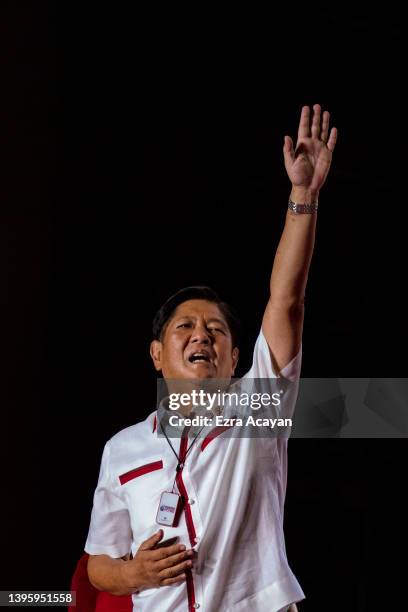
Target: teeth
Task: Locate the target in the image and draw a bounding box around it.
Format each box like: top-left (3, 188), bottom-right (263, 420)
top-left (190, 353), bottom-right (209, 362)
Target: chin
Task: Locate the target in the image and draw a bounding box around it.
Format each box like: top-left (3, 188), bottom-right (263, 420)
top-left (189, 369), bottom-right (216, 379)
top-left (187, 365), bottom-right (217, 379)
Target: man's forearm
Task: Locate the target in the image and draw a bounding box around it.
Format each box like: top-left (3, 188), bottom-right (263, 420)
top-left (87, 554), bottom-right (136, 596)
top-left (269, 186), bottom-right (318, 307)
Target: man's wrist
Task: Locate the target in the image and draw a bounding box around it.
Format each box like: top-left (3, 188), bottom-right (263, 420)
top-left (290, 186), bottom-right (319, 204)
top-left (119, 559), bottom-right (141, 595)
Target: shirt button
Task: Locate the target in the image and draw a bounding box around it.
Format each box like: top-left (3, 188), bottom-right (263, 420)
top-left (188, 498), bottom-right (195, 505)
top-left (194, 536), bottom-right (200, 543)
top-left (193, 604), bottom-right (200, 609)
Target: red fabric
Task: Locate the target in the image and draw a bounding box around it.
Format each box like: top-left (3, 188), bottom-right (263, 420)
top-left (69, 553), bottom-right (132, 612)
top-left (119, 460), bottom-right (163, 485)
top-left (200, 417), bottom-right (237, 451)
top-left (200, 425), bottom-right (234, 451)
top-left (69, 553), bottom-right (98, 612)
top-left (95, 591), bottom-right (133, 612)
top-left (175, 431), bottom-right (197, 611)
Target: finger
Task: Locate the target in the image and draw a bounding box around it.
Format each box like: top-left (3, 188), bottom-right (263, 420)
top-left (160, 573), bottom-right (187, 587)
top-left (151, 543), bottom-right (188, 561)
top-left (158, 558), bottom-right (193, 579)
top-left (156, 549), bottom-right (194, 571)
top-left (139, 529), bottom-right (163, 551)
top-left (327, 127), bottom-right (338, 152)
top-left (320, 110), bottom-right (330, 143)
top-left (283, 135), bottom-right (295, 166)
top-left (297, 105), bottom-right (310, 140)
top-left (154, 536), bottom-right (178, 549)
top-left (311, 104), bottom-right (321, 139)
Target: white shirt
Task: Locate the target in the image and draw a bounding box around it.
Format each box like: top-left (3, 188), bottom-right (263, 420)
top-left (85, 329), bottom-right (305, 611)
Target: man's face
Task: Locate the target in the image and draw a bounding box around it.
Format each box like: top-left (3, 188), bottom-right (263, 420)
top-left (150, 299), bottom-right (239, 380)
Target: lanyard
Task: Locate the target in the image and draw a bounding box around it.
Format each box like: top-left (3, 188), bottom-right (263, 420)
top-left (158, 414), bottom-right (206, 493)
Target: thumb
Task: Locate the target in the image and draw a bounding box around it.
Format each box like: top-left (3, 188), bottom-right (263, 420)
top-left (139, 529), bottom-right (163, 551)
top-left (283, 135), bottom-right (295, 165)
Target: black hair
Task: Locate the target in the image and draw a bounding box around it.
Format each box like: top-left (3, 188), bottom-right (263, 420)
top-left (152, 286), bottom-right (241, 348)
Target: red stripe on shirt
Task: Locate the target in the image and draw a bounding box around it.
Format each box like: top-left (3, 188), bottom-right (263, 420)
top-left (176, 432), bottom-right (197, 545)
top-left (119, 460), bottom-right (163, 485)
top-left (201, 421), bottom-right (236, 452)
top-left (175, 427), bottom-right (197, 611)
top-left (185, 568), bottom-right (196, 612)
top-left (176, 469), bottom-right (196, 545)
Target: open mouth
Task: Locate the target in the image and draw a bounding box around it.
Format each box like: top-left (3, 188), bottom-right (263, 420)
top-left (188, 352), bottom-right (212, 364)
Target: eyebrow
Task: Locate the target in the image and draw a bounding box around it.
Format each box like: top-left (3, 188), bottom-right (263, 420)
top-left (174, 316), bottom-right (227, 326)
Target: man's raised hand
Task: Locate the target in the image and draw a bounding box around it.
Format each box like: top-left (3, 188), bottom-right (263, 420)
top-left (283, 104), bottom-right (338, 198)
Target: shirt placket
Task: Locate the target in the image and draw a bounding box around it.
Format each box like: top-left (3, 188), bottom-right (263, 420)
top-left (175, 426), bottom-right (204, 611)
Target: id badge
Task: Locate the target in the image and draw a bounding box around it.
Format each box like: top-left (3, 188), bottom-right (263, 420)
top-left (156, 491), bottom-right (183, 527)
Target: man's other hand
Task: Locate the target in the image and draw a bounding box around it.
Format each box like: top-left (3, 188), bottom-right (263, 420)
top-left (121, 529), bottom-right (195, 592)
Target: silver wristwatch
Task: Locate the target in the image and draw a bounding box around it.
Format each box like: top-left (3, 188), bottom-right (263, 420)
top-left (288, 198), bottom-right (319, 214)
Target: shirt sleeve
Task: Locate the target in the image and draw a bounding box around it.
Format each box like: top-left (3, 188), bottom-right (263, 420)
top-left (84, 440), bottom-right (132, 558)
top-left (227, 328), bottom-right (302, 422)
top-left (243, 327), bottom-right (302, 382)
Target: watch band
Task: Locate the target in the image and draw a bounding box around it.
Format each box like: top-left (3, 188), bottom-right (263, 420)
top-left (288, 198), bottom-right (319, 214)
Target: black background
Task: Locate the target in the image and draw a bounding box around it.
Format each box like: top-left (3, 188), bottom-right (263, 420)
top-left (3, 5), bottom-right (408, 611)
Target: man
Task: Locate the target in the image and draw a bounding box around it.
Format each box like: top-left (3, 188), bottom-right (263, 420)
top-left (85, 104), bottom-right (337, 611)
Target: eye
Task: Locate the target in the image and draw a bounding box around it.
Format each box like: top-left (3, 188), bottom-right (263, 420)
top-left (208, 327), bottom-right (225, 334)
top-left (176, 323), bottom-right (191, 329)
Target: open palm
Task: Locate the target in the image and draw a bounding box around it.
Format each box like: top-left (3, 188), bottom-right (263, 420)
top-left (283, 104), bottom-right (337, 195)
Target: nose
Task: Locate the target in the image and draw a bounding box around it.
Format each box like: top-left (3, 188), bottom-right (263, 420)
top-left (191, 324), bottom-right (212, 344)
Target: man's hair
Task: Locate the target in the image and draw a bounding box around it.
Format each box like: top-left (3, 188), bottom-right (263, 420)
top-left (152, 286), bottom-right (241, 348)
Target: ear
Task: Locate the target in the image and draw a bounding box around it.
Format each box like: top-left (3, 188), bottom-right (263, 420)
top-left (150, 340), bottom-right (163, 372)
top-left (231, 347), bottom-right (239, 375)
